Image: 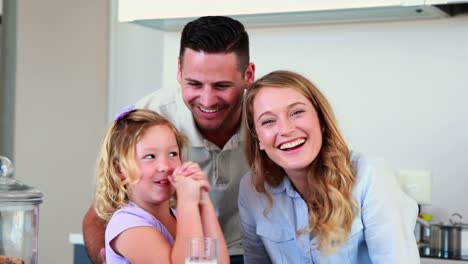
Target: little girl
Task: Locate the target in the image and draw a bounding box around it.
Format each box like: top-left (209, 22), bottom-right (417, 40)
top-left (94, 108), bottom-right (229, 264)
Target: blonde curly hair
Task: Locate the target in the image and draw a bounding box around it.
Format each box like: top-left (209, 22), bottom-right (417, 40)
top-left (94, 109), bottom-right (186, 221)
top-left (243, 70), bottom-right (357, 253)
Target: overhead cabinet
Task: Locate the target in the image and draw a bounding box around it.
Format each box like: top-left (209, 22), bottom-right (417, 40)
top-left (117, 0), bottom-right (465, 31)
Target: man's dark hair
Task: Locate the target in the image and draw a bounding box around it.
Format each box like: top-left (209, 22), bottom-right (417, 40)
top-left (179, 16), bottom-right (250, 72)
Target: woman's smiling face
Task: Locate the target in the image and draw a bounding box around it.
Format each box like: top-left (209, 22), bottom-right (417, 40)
top-left (252, 86), bottom-right (323, 178)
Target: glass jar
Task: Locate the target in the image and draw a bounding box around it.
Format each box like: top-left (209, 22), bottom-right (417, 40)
top-left (0, 156), bottom-right (43, 264)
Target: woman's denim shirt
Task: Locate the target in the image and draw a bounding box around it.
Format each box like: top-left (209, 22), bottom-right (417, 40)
top-left (238, 153), bottom-right (420, 264)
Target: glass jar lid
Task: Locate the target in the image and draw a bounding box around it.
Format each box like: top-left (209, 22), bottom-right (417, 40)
top-left (0, 156), bottom-right (43, 204)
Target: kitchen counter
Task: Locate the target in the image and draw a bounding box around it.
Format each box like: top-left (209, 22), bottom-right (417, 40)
top-left (419, 245), bottom-right (468, 262)
top-left (69, 233), bottom-right (91, 264)
top-left (69, 233), bottom-right (468, 263)
top-left (69, 233), bottom-right (84, 245)
top-left (422, 259), bottom-right (468, 264)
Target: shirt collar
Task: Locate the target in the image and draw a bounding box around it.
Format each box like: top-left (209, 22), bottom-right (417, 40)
top-left (266, 176), bottom-right (301, 198)
top-left (175, 92), bottom-right (204, 147)
top-left (175, 92), bottom-right (245, 149)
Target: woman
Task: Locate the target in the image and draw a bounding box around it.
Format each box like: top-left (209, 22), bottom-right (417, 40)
top-left (239, 70), bottom-right (419, 263)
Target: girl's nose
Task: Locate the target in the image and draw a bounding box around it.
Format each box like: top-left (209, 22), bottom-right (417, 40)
top-left (157, 159), bottom-right (171, 173)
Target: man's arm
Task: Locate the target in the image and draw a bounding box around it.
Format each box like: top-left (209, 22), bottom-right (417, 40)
top-left (82, 204), bottom-right (106, 264)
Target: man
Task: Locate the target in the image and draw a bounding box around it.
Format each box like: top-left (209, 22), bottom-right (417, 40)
top-left (82, 16), bottom-right (255, 264)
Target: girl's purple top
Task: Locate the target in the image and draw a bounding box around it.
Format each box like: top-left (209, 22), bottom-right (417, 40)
top-left (105, 201), bottom-right (176, 264)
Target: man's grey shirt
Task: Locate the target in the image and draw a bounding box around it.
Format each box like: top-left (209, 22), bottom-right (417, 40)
top-left (136, 88), bottom-right (248, 255)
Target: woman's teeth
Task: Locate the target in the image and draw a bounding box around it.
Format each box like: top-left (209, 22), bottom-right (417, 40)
top-left (279, 139), bottom-right (305, 150)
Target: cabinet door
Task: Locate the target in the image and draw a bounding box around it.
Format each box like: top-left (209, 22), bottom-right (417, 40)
top-left (117, 0), bottom-right (423, 22)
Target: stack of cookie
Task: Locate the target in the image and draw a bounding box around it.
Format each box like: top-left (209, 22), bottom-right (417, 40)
top-left (0, 256), bottom-right (25, 264)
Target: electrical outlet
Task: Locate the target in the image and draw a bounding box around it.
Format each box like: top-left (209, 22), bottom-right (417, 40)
top-left (397, 169), bottom-right (432, 205)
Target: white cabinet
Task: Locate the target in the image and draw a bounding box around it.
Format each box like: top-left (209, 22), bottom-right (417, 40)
top-left (118, 0), bottom-right (423, 21)
top-left (426, 0), bottom-right (468, 3)
top-left (117, 0), bottom-right (452, 31)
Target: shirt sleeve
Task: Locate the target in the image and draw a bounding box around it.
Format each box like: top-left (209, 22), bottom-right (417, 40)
top-left (357, 156), bottom-right (420, 264)
top-left (238, 173), bottom-right (273, 264)
top-left (105, 207), bottom-right (155, 245)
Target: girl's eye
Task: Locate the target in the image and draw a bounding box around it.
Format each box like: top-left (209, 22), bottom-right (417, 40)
top-left (169, 152), bottom-right (179, 157)
top-left (143, 154), bottom-right (155, 159)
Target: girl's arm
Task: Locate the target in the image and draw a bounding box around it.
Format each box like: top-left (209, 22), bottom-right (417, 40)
top-left (112, 226), bottom-right (174, 264)
top-left (107, 205), bottom-right (179, 264)
top-left (169, 174), bottom-right (206, 264)
top-left (113, 174), bottom-right (207, 264)
top-left (199, 191), bottom-right (230, 264)
top-left (175, 161), bottom-right (229, 263)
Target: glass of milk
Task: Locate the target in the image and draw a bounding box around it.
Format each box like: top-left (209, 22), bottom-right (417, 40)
top-left (186, 237), bottom-right (217, 264)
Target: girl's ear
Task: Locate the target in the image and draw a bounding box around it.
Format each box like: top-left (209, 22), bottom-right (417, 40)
top-left (114, 161), bottom-right (127, 180)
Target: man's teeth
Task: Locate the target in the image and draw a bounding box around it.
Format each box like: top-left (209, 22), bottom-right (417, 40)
top-left (279, 139), bottom-right (305, 150)
top-left (199, 106), bottom-right (218, 113)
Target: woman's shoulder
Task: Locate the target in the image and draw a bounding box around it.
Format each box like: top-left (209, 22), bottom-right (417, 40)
top-left (351, 151), bottom-right (393, 185)
top-left (239, 171), bottom-right (287, 195)
top-left (350, 151), bottom-right (370, 172)
top-left (350, 152), bottom-right (389, 196)
top-left (238, 171), bottom-right (273, 207)
top-left (350, 151), bottom-right (406, 206)
top-left (239, 171), bottom-right (257, 199)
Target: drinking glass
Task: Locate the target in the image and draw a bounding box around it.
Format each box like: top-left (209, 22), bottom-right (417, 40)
top-left (185, 237), bottom-right (217, 264)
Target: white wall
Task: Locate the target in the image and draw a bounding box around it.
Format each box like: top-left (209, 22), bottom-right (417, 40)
top-left (118, 15), bottom-right (468, 222)
top-left (108, 0), bottom-right (165, 121)
top-left (15, 1), bottom-right (108, 263)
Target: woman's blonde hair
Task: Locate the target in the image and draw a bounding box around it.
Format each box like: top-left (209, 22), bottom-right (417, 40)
top-left (243, 70), bottom-right (357, 253)
top-left (94, 109), bottom-right (186, 221)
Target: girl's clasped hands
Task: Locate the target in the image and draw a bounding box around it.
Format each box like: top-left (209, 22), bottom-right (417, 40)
top-left (169, 162), bottom-right (211, 204)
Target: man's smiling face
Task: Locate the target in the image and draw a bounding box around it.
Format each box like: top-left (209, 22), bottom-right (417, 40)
top-left (178, 49), bottom-right (249, 133)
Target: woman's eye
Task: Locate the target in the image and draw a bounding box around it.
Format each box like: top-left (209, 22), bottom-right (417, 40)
top-left (261, 119), bottom-right (275, 126)
top-left (169, 152), bottom-right (179, 157)
top-left (292, 109), bottom-right (305, 116)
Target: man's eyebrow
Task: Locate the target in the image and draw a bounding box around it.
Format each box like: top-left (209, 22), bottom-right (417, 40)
top-left (184, 78), bottom-right (234, 85)
top-left (184, 78), bottom-right (201, 83)
top-left (214, 81), bottom-right (234, 85)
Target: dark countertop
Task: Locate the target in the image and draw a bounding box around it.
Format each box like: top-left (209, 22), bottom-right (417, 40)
top-left (420, 246), bottom-right (468, 261)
